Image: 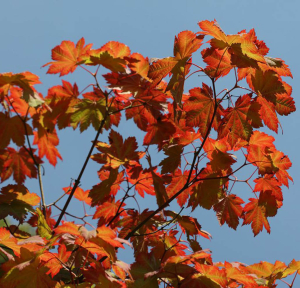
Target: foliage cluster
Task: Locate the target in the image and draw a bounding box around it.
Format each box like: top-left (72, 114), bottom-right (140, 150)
top-left (0, 20), bottom-right (299, 287)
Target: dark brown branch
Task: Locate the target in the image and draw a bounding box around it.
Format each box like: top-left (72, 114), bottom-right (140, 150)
top-left (54, 118), bottom-right (106, 228)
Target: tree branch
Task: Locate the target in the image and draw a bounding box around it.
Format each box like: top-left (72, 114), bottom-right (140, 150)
top-left (54, 118), bottom-right (106, 228)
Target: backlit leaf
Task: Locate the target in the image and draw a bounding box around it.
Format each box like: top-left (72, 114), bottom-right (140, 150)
top-left (43, 38), bottom-right (92, 76)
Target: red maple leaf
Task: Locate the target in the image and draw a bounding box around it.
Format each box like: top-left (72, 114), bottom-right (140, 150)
top-left (0, 112), bottom-right (33, 149)
top-left (213, 194), bottom-right (244, 230)
top-left (0, 147), bottom-right (39, 184)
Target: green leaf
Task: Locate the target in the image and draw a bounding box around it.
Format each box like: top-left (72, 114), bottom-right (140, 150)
top-left (36, 208), bottom-right (52, 240)
top-left (70, 99), bottom-right (106, 132)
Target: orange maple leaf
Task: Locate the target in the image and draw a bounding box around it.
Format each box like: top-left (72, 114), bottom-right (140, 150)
top-left (62, 186), bottom-right (91, 205)
top-left (92, 130), bottom-right (145, 169)
top-left (33, 129), bottom-right (62, 166)
top-left (43, 38), bottom-right (93, 76)
top-left (173, 30), bottom-right (204, 60)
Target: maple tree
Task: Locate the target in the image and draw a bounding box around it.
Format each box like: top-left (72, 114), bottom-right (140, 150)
top-left (0, 19), bottom-right (299, 287)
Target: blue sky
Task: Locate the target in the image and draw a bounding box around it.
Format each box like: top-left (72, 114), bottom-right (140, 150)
top-left (1, 1), bottom-right (299, 286)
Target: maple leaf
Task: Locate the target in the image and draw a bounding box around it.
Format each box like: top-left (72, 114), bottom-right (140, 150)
top-left (54, 221), bottom-right (82, 237)
top-left (33, 129), bottom-right (62, 166)
top-left (0, 185), bottom-right (40, 223)
top-left (198, 20), bottom-right (228, 42)
top-left (250, 70), bottom-right (286, 102)
top-left (86, 226), bottom-right (125, 262)
top-left (143, 117), bottom-right (176, 147)
top-left (146, 155), bottom-right (169, 207)
top-left (0, 72), bottom-right (36, 102)
top-left (247, 145), bottom-right (277, 175)
top-left (27, 206), bottom-right (55, 230)
top-left (257, 95), bottom-right (279, 132)
top-left (218, 94), bottom-right (261, 148)
top-left (188, 167), bottom-right (228, 210)
top-left (165, 210), bottom-right (211, 239)
top-left (82, 261), bottom-right (124, 287)
top-left (242, 192), bottom-right (278, 236)
top-left (180, 273), bottom-right (222, 288)
top-left (185, 84), bottom-right (223, 137)
top-left (195, 264), bottom-right (227, 287)
top-left (262, 56), bottom-right (293, 78)
top-left (40, 244), bottom-right (72, 277)
top-left (281, 259), bottom-right (300, 278)
top-left (213, 194), bottom-right (244, 230)
top-left (158, 230), bottom-right (188, 259)
top-left (43, 38), bottom-right (93, 76)
top-left (166, 169), bottom-right (191, 206)
top-left (131, 252), bottom-right (161, 288)
top-left (62, 186), bottom-right (91, 205)
top-left (84, 41), bottom-right (130, 73)
top-left (93, 199), bottom-right (126, 227)
top-left (8, 87), bottom-right (36, 117)
top-left (89, 169), bottom-right (124, 206)
top-left (269, 148), bottom-right (293, 187)
top-left (166, 57), bottom-right (191, 107)
top-left (224, 261), bottom-right (258, 287)
top-left (275, 93), bottom-right (296, 116)
top-left (201, 46), bottom-right (233, 78)
top-left (174, 30), bottom-right (204, 60)
top-left (89, 52), bottom-right (127, 73)
top-left (159, 145), bottom-right (183, 174)
top-left (203, 136), bottom-right (230, 158)
top-left (254, 175), bottom-right (283, 201)
top-left (0, 227), bottom-right (21, 257)
top-left (199, 20), bottom-right (266, 70)
top-left (92, 130), bottom-right (145, 169)
top-left (1, 252), bottom-right (57, 288)
top-left (148, 57), bottom-right (178, 86)
top-left (246, 260), bottom-right (287, 281)
top-left (249, 130), bottom-right (275, 148)
top-left (0, 147), bottom-right (39, 184)
top-left (70, 98), bottom-right (106, 132)
top-left (209, 149), bottom-right (236, 173)
top-left (98, 41), bottom-right (131, 58)
top-left (45, 80), bottom-right (80, 129)
top-left (0, 113), bottom-right (33, 149)
top-left (247, 134), bottom-right (292, 183)
top-left (112, 260), bottom-right (132, 281)
top-left (127, 168), bottom-right (155, 197)
top-left (104, 71), bottom-right (146, 98)
top-left (127, 53), bottom-right (150, 78)
top-left (36, 208), bottom-right (52, 240)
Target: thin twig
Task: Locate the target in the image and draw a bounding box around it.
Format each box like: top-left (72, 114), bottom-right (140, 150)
top-left (290, 272), bottom-right (298, 287)
top-left (38, 164), bottom-right (46, 214)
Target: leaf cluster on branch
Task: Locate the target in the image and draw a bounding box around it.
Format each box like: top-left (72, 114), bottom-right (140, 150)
top-left (0, 20), bottom-right (298, 287)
